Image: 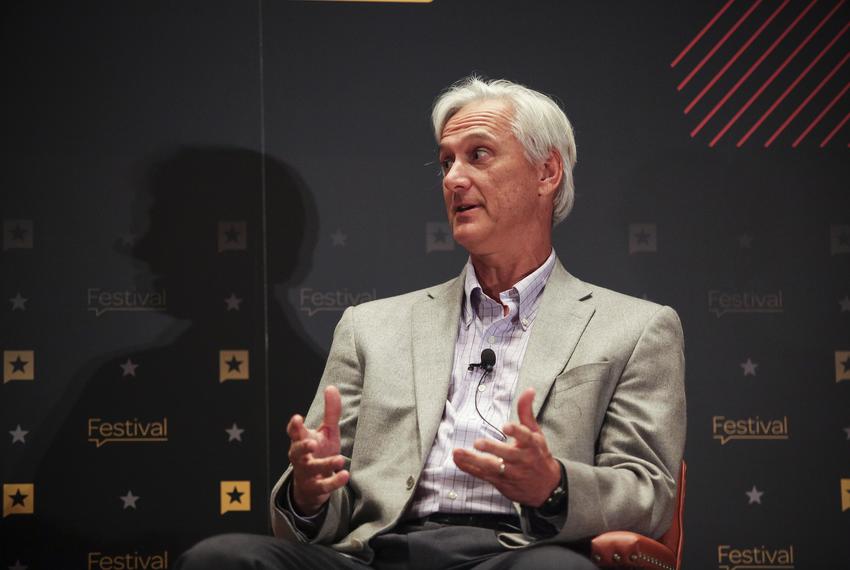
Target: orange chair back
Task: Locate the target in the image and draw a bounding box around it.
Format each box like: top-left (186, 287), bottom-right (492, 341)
top-left (659, 461), bottom-right (686, 569)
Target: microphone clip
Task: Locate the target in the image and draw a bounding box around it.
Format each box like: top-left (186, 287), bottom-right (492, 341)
top-left (468, 348), bottom-right (496, 373)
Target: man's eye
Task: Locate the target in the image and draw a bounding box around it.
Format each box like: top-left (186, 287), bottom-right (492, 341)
top-left (471, 148), bottom-right (489, 160)
top-left (440, 158), bottom-right (453, 172)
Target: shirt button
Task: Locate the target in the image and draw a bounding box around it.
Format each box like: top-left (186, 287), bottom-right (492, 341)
top-left (478, 384), bottom-right (487, 392)
top-left (406, 476), bottom-right (415, 490)
top-left (521, 318), bottom-right (529, 327)
top-left (448, 490), bottom-right (458, 500)
top-left (488, 336), bottom-right (497, 343)
top-left (351, 538), bottom-right (364, 550)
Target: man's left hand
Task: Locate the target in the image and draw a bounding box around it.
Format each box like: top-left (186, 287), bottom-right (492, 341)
top-left (453, 387), bottom-right (562, 507)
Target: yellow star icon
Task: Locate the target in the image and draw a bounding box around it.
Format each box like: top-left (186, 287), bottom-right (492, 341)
top-left (220, 481), bottom-right (251, 514)
top-left (219, 350), bottom-right (249, 382)
top-left (835, 351), bottom-right (850, 383)
top-left (4, 350), bottom-right (34, 383)
top-left (4, 483), bottom-right (34, 516)
top-left (841, 479), bottom-right (850, 512)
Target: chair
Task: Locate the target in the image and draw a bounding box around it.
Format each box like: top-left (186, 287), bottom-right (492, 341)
top-left (590, 461), bottom-right (686, 570)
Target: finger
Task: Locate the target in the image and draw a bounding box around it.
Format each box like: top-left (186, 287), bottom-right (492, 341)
top-left (312, 469), bottom-right (350, 494)
top-left (473, 438), bottom-right (523, 463)
top-left (453, 449), bottom-right (491, 479)
top-left (516, 388), bottom-right (540, 432)
top-left (453, 448), bottom-right (502, 472)
top-left (305, 454), bottom-right (346, 475)
top-left (286, 414), bottom-right (310, 441)
top-left (503, 422), bottom-right (536, 448)
top-left (323, 386), bottom-right (342, 428)
top-left (288, 439), bottom-right (317, 464)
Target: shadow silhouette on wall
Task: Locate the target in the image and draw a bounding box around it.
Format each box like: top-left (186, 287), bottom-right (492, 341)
top-left (21, 147), bottom-right (325, 565)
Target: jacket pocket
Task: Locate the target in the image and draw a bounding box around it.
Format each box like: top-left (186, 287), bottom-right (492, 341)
top-left (552, 361), bottom-right (611, 395)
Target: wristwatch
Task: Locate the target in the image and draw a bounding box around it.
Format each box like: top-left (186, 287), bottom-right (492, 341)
top-left (536, 461), bottom-right (568, 517)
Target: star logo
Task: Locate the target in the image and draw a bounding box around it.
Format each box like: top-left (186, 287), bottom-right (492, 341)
top-left (628, 223), bottom-right (657, 254)
top-left (120, 358), bottom-right (139, 377)
top-left (3, 351), bottom-right (34, 383)
top-left (218, 221), bottom-right (247, 252)
top-left (426, 222), bottom-right (454, 253)
top-left (120, 490), bottom-right (140, 509)
top-left (219, 350), bottom-right (250, 382)
top-left (9, 425), bottom-right (28, 444)
top-left (225, 422), bottom-right (245, 442)
top-left (737, 233), bottom-right (753, 248)
top-left (3, 483), bottom-right (34, 516)
top-left (840, 296), bottom-right (850, 313)
top-left (224, 293), bottom-right (243, 311)
top-left (836, 351), bottom-right (850, 383)
top-left (831, 224), bottom-right (850, 255)
top-left (9, 293), bottom-right (27, 311)
top-left (330, 229), bottom-right (348, 247)
top-left (740, 357), bottom-right (758, 376)
top-left (220, 480), bottom-right (251, 514)
top-left (745, 485), bottom-right (763, 505)
top-left (3, 220), bottom-right (34, 250)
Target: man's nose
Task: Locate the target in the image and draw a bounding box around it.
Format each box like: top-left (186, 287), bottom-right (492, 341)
top-left (443, 160), bottom-right (471, 192)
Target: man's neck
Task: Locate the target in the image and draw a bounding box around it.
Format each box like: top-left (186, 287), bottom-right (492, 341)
top-left (470, 241), bottom-right (552, 305)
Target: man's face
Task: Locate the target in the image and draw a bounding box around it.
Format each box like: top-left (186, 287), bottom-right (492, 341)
top-left (438, 99), bottom-right (548, 256)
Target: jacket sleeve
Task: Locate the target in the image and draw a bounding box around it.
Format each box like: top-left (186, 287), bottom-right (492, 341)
top-left (270, 306), bottom-right (363, 544)
top-left (528, 305), bottom-right (686, 541)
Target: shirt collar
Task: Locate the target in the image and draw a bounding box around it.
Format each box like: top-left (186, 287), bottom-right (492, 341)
top-left (462, 248), bottom-right (557, 329)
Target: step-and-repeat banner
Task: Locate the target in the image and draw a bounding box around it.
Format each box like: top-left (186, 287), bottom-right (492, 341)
top-left (2, 1), bottom-right (848, 568)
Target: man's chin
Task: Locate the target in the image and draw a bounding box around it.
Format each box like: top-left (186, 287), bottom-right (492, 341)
top-left (452, 229), bottom-right (490, 256)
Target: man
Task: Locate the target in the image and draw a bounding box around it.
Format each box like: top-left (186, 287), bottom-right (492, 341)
top-left (177, 76), bottom-right (685, 569)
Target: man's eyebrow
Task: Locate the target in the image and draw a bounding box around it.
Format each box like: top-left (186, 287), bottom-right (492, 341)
top-left (437, 131), bottom-right (498, 154)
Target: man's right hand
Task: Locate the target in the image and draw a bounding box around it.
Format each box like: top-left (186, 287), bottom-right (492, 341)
top-left (286, 386), bottom-right (350, 516)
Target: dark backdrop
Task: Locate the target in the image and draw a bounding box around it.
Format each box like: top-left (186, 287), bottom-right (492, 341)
top-left (2, 1), bottom-right (848, 568)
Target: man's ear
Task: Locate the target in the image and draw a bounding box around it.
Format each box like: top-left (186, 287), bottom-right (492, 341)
top-left (538, 149), bottom-right (563, 197)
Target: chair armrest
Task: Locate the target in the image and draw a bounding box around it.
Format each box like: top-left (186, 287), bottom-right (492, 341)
top-left (591, 531), bottom-right (676, 570)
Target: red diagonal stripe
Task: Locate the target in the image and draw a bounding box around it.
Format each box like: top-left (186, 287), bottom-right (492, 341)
top-left (820, 108), bottom-right (850, 146)
top-left (690, 0), bottom-right (819, 138)
top-left (743, 24), bottom-right (850, 147)
top-left (794, 80), bottom-right (850, 146)
top-left (709, 0), bottom-right (844, 146)
top-left (770, 52), bottom-right (850, 147)
top-left (672, 0), bottom-right (738, 68)
top-left (686, 0), bottom-right (790, 114)
top-left (678, 0), bottom-right (763, 91)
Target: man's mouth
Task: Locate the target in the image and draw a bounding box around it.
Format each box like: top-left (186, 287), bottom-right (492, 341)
top-left (456, 205), bottom-right (478, 213)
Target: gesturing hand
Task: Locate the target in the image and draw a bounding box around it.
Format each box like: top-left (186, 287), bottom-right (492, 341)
top-left (453, 388), bottom-right (562, 507)
top-left (286, 386), bottom-right (350, 516)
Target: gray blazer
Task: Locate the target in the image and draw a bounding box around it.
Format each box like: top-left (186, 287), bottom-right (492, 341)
top-left (270, 259), bottom-right (686, 562)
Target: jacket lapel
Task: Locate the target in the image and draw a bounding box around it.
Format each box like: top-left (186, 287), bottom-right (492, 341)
top-left (511, 260), bottom-right (595, 420)
top-left (411, 273), bottom-right (464, 463)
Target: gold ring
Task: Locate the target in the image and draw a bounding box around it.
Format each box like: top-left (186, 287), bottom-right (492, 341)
top-left (498, 458), bottom-right (506, 476)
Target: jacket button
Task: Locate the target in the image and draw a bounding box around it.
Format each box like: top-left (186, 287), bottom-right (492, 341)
top-left (406, 476), bottom-right (415, 490)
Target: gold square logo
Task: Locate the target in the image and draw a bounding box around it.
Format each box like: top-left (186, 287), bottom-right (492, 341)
top-left (842, 479), bottom-right (850, 512)
top-left (835, 351), bottom-right (850, 383)
top-left (219, 350), bottom-right (249, 382)
top-left (4, 483), bottom-right (34, 516)
top-left (4, 350), bottom-right (34, 383)
top-left (220, 480), bottom-right (251, 514)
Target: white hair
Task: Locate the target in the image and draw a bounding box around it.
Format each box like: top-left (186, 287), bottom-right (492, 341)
top-left (431, 76), bottom-right (577, 226)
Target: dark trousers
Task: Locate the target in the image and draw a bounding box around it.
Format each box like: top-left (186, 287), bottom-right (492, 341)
top-left (175, 522), bottom-right (598, 570)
